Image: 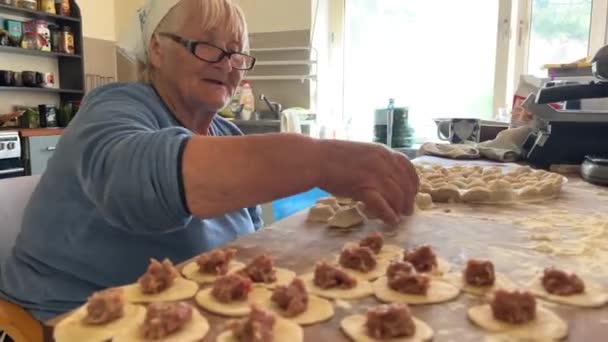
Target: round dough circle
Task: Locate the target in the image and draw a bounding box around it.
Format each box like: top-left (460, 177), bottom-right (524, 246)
top-left (377, 245), bottom-right (403, 262)
top-left (372, 276), bottom-right (460, 305)
top-left (181, 261), bottom-right (246, 284)
top-left (467, 304), bottom-right (567, 340)
top-left (300, 273), bottom-right (374, 300)
top-left (113, 306), bottom-right (209, 342)
top-left (528, 276), bottom-right (608, 308)
top-left (237, 267), bottom-right (296, 289)
top-left (398, 256), bottom-right (451, 277)
top-left (122, 277), bottom-right (199, 303)
top-left (340, 314), bottom-right (434, 342)
top-left (266, 294), bottom-right (335, 326)
top-left (216, 316), bottom-right (303, 342)
top-left (443, 272), bottom-right (518, 296)
top-left (339, 259), bottom-right (390, 281)
top-left (54, 304), bottom-right (145, 342)
top-left (194, 287), bottom-right (272, 317)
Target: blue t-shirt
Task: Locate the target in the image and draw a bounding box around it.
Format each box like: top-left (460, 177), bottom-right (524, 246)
top-left (0, 82), bottom-right (262, 321)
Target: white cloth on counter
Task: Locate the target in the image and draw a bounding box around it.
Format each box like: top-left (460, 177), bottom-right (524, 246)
top-left (418, 126), bottom-right (533, 162)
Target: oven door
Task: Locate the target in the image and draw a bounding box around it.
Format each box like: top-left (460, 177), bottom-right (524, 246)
top-left (0, 167), bottom-right (26, 179)
top-left (0, 158), bottom-right (26, 179)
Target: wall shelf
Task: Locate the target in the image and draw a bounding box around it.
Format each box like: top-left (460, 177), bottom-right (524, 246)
top-left (250, 47), bottom-right (311, 52)
top-left (0, 0), bottom-right (85, 107)
top-left (0, 45), bottom-right (81, 59)
top-left (0, 3), bottom-right (80, 23)
top-left (255, 60), bottom-right (316, 66)
top-left (246, 75), bottom-right (317, 81)
top-left (0, 86), bottom-right (83, 94)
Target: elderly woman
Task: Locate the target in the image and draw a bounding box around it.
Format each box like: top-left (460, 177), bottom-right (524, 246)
top-left (0, 0), bottom-right (417, 320)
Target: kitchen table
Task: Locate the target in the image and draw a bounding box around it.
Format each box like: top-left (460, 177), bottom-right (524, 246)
top-left (45, 157), bottom-right (608, 341)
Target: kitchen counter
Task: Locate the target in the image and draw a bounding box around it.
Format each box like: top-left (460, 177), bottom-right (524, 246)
top-left (0, 128), bottom-right (64, 137)
top-left (45, 157), bottom-right (608, 341)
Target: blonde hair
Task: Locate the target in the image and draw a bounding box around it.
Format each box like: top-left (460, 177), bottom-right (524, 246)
top-left (139, 0), bottom-right (249, 83)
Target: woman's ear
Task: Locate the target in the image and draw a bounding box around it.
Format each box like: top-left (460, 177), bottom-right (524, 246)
top-left (148, 34), bottom-right (163, 69)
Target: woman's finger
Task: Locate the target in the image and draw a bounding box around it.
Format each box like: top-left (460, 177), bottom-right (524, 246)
top-left (361, 189), bottom-right (399, 226)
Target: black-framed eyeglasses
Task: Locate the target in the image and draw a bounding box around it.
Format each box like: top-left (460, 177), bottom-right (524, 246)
top-left (159, 32), bottom-right (256, 71)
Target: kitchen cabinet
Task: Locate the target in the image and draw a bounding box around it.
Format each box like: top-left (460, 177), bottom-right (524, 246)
top-left (26, 135), bottom-right (60, 175)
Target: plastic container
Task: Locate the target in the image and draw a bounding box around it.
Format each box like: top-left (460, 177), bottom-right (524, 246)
top-left (239, 81), bottom-right (255, 120)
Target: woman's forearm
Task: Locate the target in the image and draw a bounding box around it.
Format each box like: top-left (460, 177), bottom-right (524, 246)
top-left (182, 133), bottom-right (323, 218)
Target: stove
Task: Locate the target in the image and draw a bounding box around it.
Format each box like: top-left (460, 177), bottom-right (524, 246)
top-left (0, 131), bottom-right (25, 179)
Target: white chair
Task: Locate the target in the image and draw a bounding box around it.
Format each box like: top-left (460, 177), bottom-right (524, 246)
top-left (0, 175), bottom-right (43, 342)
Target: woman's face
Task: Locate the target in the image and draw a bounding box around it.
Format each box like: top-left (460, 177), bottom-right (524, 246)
top-left (153, 22), bottom-right (245, 114)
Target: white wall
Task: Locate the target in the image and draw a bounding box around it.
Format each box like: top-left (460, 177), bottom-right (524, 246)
top-left (76, 0), bottom-right (117, 41)
top-left (237, 0), bottom-right (311, 33)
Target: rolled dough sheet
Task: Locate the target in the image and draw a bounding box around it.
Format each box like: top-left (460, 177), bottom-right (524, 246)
top-left (265, 294), bottom-right (335, 326)
top-left (443, 272), bottom-right (518, 296)
top-left (216, 316), bottom-right (303, 342)
top-left (372, 276), bottom-right (460, 305)
top-left (467, 304), bottom-right (568, 340)
top-left (341, 314), bottom-right (434, 342)
top-left (195, 287), bottom-right (272, 317)
top-left (122, 277), bottom-right (199, 303)
top-left (181, 261), bottom-right (245, 284)
top-left (528, 276), bottom-right (608, 308)
top-left (300, 273), bottom-right (374, 300)
top-left (113, 307), bottom-right (209, 342)
top-left (54, 304), bottom-right (145, 342)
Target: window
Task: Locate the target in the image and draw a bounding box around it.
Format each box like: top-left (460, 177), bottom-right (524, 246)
top-left (527, 0), bottom-right (594, 77)
top-left (343, 0), bottom-right (502, 143)
top-left (337, 0), bottom-right (608, 144)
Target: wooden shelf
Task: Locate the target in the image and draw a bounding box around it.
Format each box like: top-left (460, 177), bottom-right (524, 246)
top-left (0, 86), bottom-right (83, 94)
top-left (0, 45), bottom-right (81, 58)
top-left (0, 3), bottom-right (80, 23)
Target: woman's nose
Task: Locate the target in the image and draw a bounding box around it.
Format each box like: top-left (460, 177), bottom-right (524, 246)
top-left (213, 55), bottom-right (234, 73)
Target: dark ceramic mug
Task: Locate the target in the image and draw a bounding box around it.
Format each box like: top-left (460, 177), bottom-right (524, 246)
top-left (0, 70), bottom-right (16, 86)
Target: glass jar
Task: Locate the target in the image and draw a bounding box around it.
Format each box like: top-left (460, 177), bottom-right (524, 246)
top-left (39, 0), bottom-right (55, 14)
top-left (17, 0), bottom-right (37, 10)
top-left (61, 25), bottom-right (74, 54)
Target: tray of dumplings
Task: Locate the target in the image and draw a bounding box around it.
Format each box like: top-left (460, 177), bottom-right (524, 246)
top-left (414, 163), bottom-right (567, 204)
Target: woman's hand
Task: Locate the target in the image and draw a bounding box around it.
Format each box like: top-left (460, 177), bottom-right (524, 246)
top-left (318, 139), bottom-right (419, 226)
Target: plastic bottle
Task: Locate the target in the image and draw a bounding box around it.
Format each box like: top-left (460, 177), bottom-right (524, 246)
top-left (239, 81), bottom-right (255, 120)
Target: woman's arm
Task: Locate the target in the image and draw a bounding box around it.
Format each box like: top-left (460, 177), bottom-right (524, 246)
top-left (182, 134), bottom-right (419, 226)
top-left (182, 133), bottom-right (322, 218)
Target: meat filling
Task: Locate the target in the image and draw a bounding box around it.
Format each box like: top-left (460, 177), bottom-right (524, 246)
top-left (339, 244), bottom-right (377, 272)
top-left (387, 271), bottom-right (430, 295)
top-left (196, 248), bottom-right (237, 276)
top-left (366, 303), bottom-right (416, 339)
top-left (403, 245), bottom-right (438, 273)
top-left (239, 254), bottom-right (277, 284)
top-left (386, 260), bottom-right (415, 279)
top-left (491, 290), bottom-right (536, 324)
top-left (212, 274), bottom-right (253, 303)
top-left (138, 258), bottom-right (179, 294)
top-left (271, 278), bottom-right (309, 317)
top-left (142, 302), bottom-right (193, 340)
top-left (359, 232), bottom-right (384, 254)
top-left (313, 262), bottom-right (357, 289)
top-left (464, 259), bottom-right (495, 287)
top-left (230, 306), bottom-right (276, 342)
top-left (83, 288), bottom-right (125, 325)
top-left (541, 267), bottom-right (585, 296)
